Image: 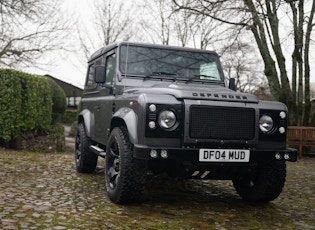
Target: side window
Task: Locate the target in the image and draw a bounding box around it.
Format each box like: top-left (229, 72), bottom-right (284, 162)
top-left (86, 57), bottom-right (104, 86)
top-left (105, 53), bottom-right (116, 86)
top-left (86, 64), bottom-right (95, 86)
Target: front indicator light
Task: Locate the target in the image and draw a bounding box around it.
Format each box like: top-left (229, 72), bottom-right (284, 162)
top-left (149, 104), bottom-right (156, 112)
top-left (280, 111), bottom-right (286, 119)
top-left (279, 127), bottom-right (285, 134)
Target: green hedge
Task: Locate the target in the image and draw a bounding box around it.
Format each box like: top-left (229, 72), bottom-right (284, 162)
top-left (63, 109), bottom-right (78, 124)
top-left (0, 69), bottom-right (59, 142)
top-left (47, 78), bottom-right (67, 124)
top-left (0, 69), bottom-right (23, 141)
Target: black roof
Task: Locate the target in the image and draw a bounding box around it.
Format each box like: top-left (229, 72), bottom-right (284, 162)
top-left (88, 42), bottom-right (218, 63)
top-left (45, 74), bottom-right (83, 97)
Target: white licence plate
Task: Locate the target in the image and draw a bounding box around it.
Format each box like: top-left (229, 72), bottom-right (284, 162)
top-left (199, 149), bottom-right (250, 162)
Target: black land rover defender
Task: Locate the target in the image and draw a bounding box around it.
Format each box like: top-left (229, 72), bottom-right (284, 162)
top-left (75, 42), bottom-right (297, 204)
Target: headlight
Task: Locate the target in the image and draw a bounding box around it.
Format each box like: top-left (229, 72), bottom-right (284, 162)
top-left (158, 110), bottom-right (176, 129)
top-left (259, 115), bottom-right (274, 133)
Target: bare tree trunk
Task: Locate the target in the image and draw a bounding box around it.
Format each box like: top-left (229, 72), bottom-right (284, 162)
top-left (159, 0), bottom-right (171, 45)
top-left (303, 0), bottom-right (315, 125)
top-left (265, 0), bottom-right (292, 106)
top-left (290, 2), bottom-right (298, 124)
top-left (296, 0), bottom-right (304, 125)
top-left (244, 0), bottom-right (281, 100)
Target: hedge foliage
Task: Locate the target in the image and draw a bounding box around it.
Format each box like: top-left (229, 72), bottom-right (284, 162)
top-left (63, 109), bottom-right (78, 124)
top-left (0, 69), bottom-right (23, 141)
top-left (0, 69), bottom-right (66, 142)
top-left (47, 78), bottom-right (67, 124)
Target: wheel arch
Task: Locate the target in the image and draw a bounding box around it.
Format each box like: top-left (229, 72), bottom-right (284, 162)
top-left (111, 107), bottom-right (138, 144)
top-left (78, 109), bottom-right (94, 138)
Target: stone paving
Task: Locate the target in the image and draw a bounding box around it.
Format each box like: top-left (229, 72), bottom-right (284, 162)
top-left (0, 149), bottom-right (314, 229)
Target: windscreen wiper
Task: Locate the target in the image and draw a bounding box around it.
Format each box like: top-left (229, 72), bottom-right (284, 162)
top-left (181, 74), bottom-right (219, 83)
top-left (144, 71), bottom-right (178, 80)
top-left (193, 74), bottom-right (218, 80)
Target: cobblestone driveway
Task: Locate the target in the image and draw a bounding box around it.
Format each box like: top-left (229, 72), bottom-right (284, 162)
top-left (0, 150), bottom-right (314, 229)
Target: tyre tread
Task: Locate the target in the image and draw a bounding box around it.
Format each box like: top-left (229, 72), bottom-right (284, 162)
top-left (106, 126), bottom-right (146, 204)
top-left (75, 123), bottom-right (98, 173)
top-left (233, 161), bottom-right (286, 202)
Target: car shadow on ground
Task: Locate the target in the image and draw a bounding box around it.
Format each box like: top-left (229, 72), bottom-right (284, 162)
top-left (87, 156), bottom-right (305, 229)
top-left (92, 166), bottom-right (271, 208)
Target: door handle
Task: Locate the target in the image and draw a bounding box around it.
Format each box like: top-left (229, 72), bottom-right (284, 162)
top-left (112, 103), bottom-right (116, 114)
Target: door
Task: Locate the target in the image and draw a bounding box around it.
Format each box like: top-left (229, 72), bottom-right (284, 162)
top-left (94, 51), bottom-right (117, 145)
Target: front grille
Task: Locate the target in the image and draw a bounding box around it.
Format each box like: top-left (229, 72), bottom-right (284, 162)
top-left (190, 106), bottom-right (255, 140)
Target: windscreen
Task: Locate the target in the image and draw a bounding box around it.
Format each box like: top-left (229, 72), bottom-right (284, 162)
top-left (119, 45), bottom-right (223, 81)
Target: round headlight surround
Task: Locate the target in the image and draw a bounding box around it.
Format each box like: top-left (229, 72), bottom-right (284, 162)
top-left (158, 110), bottom-right (177, 130)
top-left (259, 114), bottom-right (274, 133)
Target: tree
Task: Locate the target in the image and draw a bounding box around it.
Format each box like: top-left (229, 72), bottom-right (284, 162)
top-left (288, 0), bottom-right (315, 125)
top-left (0, 0), bottom-right (68, 68)
top-left (141, 0), bottom-right (228, 49)
top-left (77, 0), bottom-right (135, 60)
top-left (190, 14), bottom-right (226, 49)
top-left (139, 0), bottom-right (173, 45)
top-left (94, 0), bottom-right (133, 46)
top-left (172, 0), bottom-right (315, 125)
top-left (220, 39), bottom-right (268, 95)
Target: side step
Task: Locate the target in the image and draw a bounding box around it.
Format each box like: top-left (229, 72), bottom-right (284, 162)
top-left (89, 145), bottom-right (106, 158)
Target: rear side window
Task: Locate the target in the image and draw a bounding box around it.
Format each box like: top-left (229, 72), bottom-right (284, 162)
top-left (105, 53), bottom-right (116, 86)
top-left (86, 57), bottom-right (104, 86)
top-left (86, 64), bottom-right (94, 86)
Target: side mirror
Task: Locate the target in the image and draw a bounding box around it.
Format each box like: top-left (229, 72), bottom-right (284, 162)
top-left (229, 78), bottom-right (236, 91)
top-left (94, 66), bottom-right (106, 84)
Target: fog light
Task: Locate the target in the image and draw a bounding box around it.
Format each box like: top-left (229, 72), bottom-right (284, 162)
top-left (161, 150), bottom-right (168, 158)
top-left (279, 127), bottom-right (285, 134)
top-left (275, 152), bottom-right (281, 160)
top-left (148, 121), bottom-right (156, 129)
top-left (284, 153), bottom-right (290, 160)
top-left (150, 150), bottom-right (158, 158)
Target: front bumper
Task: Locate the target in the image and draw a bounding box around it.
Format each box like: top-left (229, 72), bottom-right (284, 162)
top-left (133, 145), bottom-right (298, 162)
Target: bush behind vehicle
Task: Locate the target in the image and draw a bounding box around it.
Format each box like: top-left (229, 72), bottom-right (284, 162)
top-left (0, 69), bottom-right (66, 151)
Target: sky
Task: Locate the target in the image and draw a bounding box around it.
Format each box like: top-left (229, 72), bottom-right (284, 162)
top-left (26, 0), bottom-right (144, 89)
top-left (24, 0), bottom-right (315, 90)
top-left (25, 0), bottom-right (94, 89)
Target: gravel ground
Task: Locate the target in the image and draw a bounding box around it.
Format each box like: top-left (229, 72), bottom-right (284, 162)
top-left (0, 149), bottom-right (314, 230)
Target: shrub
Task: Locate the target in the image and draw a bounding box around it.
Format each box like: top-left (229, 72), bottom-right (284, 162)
top-left (69, 121), bottom-right (78, 137)
top-left (20, 73), bottom-right (52, 132)
top-left (47, 78), bottom-right (67, 124)
top-left (21, 123), bottom-right (65, 152)
top-left (0, 69), bottom-right (23, 141)
top-left (0, 69), bottom-right (52, 142)
top-left (63, 109), bottom-right (78, 124)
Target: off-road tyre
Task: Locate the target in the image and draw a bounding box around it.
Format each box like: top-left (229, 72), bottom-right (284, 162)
top-left (232, 161), bottom-right (286, 202)
top-left (75, 123), bottom-right (98, 173)
top-left (105, 126), bottom-right (146, 204)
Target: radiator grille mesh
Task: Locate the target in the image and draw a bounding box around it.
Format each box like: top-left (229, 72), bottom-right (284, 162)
top-left (190, 106), bottom-right (255, 140)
